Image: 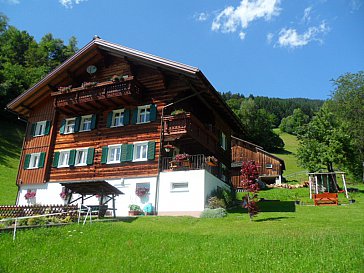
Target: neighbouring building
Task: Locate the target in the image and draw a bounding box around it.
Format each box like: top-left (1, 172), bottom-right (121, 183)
top-left (231, 136), bottom-right (285, 188)
top-left (7, 37), bottom-right (246, 217)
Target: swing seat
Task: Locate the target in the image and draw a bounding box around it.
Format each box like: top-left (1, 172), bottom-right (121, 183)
top-left (313, 193), bottom-right (338, 206)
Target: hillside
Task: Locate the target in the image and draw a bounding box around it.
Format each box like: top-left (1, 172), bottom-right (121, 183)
top-left (0, 115), bottom-right (25, 204)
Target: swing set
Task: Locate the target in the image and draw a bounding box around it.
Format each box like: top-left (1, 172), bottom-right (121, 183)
top-left (308, 172), bottom-right (349, 206)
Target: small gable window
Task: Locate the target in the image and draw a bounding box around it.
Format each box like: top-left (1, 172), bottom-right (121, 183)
top-left (64, 118), bottom-right (76, 134)
top-left (31, 121), bottom-right (50, 137)
top-left (80, 115), bottom-right (92, 132)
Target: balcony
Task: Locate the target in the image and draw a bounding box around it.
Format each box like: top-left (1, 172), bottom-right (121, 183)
top-left (163, 113), bottom-right (218, 153)
top-left (161, 154), bottom-right (220, 178)
top-left (52, 77), bottom-right (142, 113)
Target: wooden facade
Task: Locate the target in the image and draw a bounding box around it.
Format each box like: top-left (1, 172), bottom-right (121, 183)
top-left (8, 38), bottom-right (243, 186)
top-left (231, 136), bottom-right (285, 188)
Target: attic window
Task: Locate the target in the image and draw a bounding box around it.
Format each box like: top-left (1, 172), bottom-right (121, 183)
top-left (266, 164), bottom-right (273, 169)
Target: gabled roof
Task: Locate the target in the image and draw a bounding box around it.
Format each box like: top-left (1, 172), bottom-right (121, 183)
top-left (6, 37), bottom-right (244, 134)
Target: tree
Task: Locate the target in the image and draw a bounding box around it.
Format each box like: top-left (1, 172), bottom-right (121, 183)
top-left (0, 14), bottom-right (78, 112)
top-left (240, 161), bottom-right (260, 220)
top-left (235, 99), bottom-right (284, 151)
top-left (297, 104), bottom-right (352, 172)
top-left (279, 108), bottom-right (309, 135)
top-left (330, 71), bottom-right (364, 180)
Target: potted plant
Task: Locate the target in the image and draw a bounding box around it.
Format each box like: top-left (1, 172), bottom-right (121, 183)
top-left (110, 75), bottom-right (122, 82)
top-left (81, 81), bottom-right (97, 88)
top-left (206, 156), bottom-right (218, 166)
top-left (58, 85), bottom-right (72, 93)
top-left (128, 204), bottom-right (142, 216)
top-left (170, 153), bottom-right (191, 170)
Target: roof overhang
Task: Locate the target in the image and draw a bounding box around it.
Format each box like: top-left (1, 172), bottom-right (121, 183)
top-left (60, 180), bottom-right (123, 196)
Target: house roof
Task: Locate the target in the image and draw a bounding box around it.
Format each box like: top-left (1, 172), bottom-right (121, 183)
top-left (60, 180), bottom-right (123, 196)
top-left (6, 37), bottom-right (244, 134)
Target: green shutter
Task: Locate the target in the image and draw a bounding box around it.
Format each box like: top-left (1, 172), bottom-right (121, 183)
top-left (52, 152), bottom-right (60, 168)
top-left (101, 146), bottom-right (109, 164)
top-left (30, 123), bottom-right (36, 137)
top-left (121, 144), bottom-right (134, 162)
top-left (44, 121), bottom-right (51, 135)
top-left (126, 144), bottom-right (134, 161)
top-left (38, 152), bottom-right (46, 168)
top-left (23, 154), bottom-right (31, 169)
top-left (90, 114), bottom-right (97, 130)
top-left (131, 109), bottom-right (138, 124)
top-left (123, 109), bottom-right (130, 125)
top-left (150, 104), bottom-right (157, 122)
top-left (106, 112), bottom-right (113, 128)
top-left (74, 117), bottom-right (81, 132)
top-left (60, 120), bottom-right (66, 134)
top-left (87, 148), bottom-right (95, 165)
top-left (69, 150), bottom-right (76, 166)
top-left (147, 141), bottom-right (156, 160)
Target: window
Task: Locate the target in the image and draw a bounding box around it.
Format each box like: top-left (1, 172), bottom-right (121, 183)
top-left (29, 153), bottom-right (40, 169)
top-left (34, 121), bottom-right (46, 136)
top-left (221, 132), bottom-right (227, 150)
top-left (171, 182), bottom-right (189, 192)
top-left (107, 145), bottom-right (122, 164)
top-left (133, 142), bottom-right (148, 162)
top-left (137, 105), bottom-right (151, 124)
top-left (58, 150), bottom-right (71, 167)
top-left (75, 148), bottom-right (88, 166)
top-left (64, 118), bottom-right (76, 134)
top-left (24, 152), bottom-right (46, 169)
top-left (112, 109), bottom-right (124, 127)
top-left (265, 164), bottom-right (273, 169)
top-left (221, 163), bottom-right (227, 182)
top-left (80, 115), bottom-right (92, 132)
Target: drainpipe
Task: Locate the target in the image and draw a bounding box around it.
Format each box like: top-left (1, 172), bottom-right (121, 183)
top-left (154, 91), bottom-right (204, 215)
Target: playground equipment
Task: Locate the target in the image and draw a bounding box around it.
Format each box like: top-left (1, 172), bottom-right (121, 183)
top-left (308, 172), bottom-right (349, 206)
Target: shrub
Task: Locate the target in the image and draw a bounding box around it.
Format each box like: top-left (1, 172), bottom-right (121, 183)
top-left (208, 196), bottom-right (226, 209)
top-left (200, 208), bottom-right (227, 218)
top-left (208, 188), bottom-right (234, 208)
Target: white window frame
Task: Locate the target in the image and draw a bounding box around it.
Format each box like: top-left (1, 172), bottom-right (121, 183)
top-left (170, 182), bottom-right (189, 192)
top-left (28, 153), bottom-right (41, 169)
top-left (221, 132), bottom-right (227, 150)
top-left (80, 115), bottom-right (92, 132)
top-left (75, 148), bottom-right (88, 166)
top-left (133, 141), bottom-right (148, 162)
top-left (58, 150), bottom-right (71, 168)
top-left (266, 163), bottom-right (273, 169)
top-left (111, 109), bottom-right (124, 127)
top-left (137, 105), bottom-right (150, 124)
top-left (107, 144), bottom-right (122, 164)
top-left (34, 121), bottom-right (46, 137)
top-left (64, 118), bottom-right (76, 134)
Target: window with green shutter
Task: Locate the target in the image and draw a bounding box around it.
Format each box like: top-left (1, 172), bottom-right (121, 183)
top-left (60, 120), bottom-right (66, 134)
top-left (87, 148), bottom-right (95, 165)
top-left (147, 141), bottom-right (156, 160)
top-left (38, 152), bottom-right (46, 168)
top-left (68, 150), bottom-right (76, 166)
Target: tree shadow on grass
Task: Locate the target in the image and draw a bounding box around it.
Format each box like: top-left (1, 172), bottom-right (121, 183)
top-left (229, 200), bottom-right (297, 214)
top-left (271, 147), bottom-right (292, 155)
top-left (254, 216), bottom-right (293, 222)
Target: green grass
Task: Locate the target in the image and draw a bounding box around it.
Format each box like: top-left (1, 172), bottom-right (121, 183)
top-left (1, 186), bottom-right (363, 273)
top-left (0, 117), bottom-right (24, 204)
top-left (273, 129), bottom-right (307, 182)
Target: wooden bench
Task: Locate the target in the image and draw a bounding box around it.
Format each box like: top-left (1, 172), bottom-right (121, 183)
top-left (313, 193), bottom-right (338, 206)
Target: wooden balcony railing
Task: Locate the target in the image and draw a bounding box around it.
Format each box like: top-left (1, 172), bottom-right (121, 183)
top-left (163, 113), bottom-right (218, 153)
top-left (52, 77), bottom-right (142, 108)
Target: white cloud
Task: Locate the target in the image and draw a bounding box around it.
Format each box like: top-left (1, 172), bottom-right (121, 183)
top-left (277, 21), bottom-right (329, 48)
top-left (239, 32), bottom-right (246, 40)
top-left (302, 6), bottom-right (312, 23)
top-left (195, 12), bottom-right (209, 22)
top-left (59, 0), bottom-right (88, 9)
top-left (211, 0), bottom-right (281, 38)
top-left (349, 0), bottom-right (362, 12)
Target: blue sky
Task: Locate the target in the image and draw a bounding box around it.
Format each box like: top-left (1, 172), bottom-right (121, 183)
top-left (2, 0), bottom-right (363, 99)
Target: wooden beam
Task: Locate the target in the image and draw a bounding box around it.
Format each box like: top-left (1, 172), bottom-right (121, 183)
top-left (47, 84), bottom-right (59, 92)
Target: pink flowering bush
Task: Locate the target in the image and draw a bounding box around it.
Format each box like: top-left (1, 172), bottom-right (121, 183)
top-left (240, 161), bottom-right (260, 220)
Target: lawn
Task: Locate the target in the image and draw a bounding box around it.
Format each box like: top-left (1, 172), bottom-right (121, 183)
top-left (1, 184), bottom-right (363, 273)
top-left (0, 117), bottom-right (24, 204)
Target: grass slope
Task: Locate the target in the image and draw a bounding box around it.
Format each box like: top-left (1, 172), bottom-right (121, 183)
top-left (1, 188), bottom-right (363, 273)
top-left (0, 117), bottom-right (25, 204)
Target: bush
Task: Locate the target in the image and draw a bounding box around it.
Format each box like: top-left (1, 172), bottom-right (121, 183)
top-left (200, 208), bottom-right (227, 218)
top-left (207, 196), bottom-right (226, 209)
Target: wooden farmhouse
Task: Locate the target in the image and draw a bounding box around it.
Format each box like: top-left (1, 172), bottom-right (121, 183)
top-left (7, 37), bottom-right (245, 217)
top-left (231, 136), bottom-right (285, 188)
